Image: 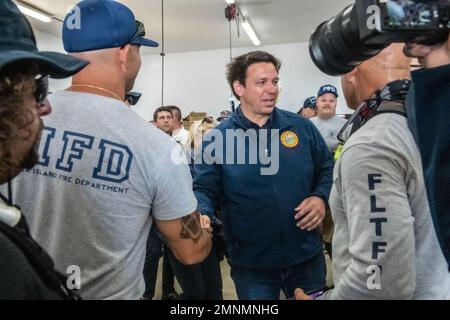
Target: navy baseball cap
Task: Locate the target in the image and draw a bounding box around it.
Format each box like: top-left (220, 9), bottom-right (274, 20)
top-left (0, 0), bottom-right (88, 78)
top-left (317, 84), bottom-right (339, 98)
top-left (303, 96), bottom-right (317, 108)
top-left (63, 0), bottom-right (159, 53)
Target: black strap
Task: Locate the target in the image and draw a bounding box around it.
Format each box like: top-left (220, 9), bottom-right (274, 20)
top-left (7, 180), bottom-right (13, 205)
top-left (374, 101), bottom-right (407, 118)
top-left (0, 192), bottom-right (10, 205)
top-left (0, 218), bottom-right (80, 300)
top-left (375, 110), bottom-right (407, 117)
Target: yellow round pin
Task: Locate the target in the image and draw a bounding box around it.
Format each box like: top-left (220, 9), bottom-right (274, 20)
top-left (280, 131), bottom-right (299, 148)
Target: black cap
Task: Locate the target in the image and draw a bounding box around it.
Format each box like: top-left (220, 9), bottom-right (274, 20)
top-left (217, 110), bottom-right (232, 122)
top-left (303, 96), bottom-right (317, 108)
top-left (0, 0), bottom-right (88, 78)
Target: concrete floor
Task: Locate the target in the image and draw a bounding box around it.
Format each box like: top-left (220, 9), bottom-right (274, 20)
top-left (153, 251), bottom-right (333, 300)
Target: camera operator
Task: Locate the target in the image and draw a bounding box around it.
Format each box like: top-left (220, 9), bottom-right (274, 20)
top-left (296, 43), bottom-right (450, 300)
top-left (308, 0), bottom-right (450, 274)
top-left (296, 0), bottom-right (450, 299)
top-left (403, 37), bottom-right (450, 272)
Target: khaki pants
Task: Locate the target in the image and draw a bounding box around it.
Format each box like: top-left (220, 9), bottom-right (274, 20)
top-left (321, 208), bottom-right (334, 244)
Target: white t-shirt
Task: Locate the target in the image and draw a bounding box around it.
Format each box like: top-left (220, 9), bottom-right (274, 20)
top-left (7, 91), bottom-right (197, 300)
top-left (310, 115), bottom-right (347, 151)
top-left (172, 127), bottom-right (190, 148)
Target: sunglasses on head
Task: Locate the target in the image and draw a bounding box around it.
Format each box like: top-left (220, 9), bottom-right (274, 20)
top-left (34, 74), bottom-right (49, 103)
top-left (126, 20), bottom-right (145, 46)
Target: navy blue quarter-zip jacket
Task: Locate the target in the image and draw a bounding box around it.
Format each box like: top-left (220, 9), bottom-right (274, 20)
top-left (407, 64), bottom-right (450, 271)
top-left (193, 107), bottom-right (334, 269)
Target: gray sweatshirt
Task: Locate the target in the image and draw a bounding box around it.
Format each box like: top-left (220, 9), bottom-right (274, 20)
top-left (310, 115), bottom-right (347, 152)
top-left (320, 113), bottom-right (450, 300)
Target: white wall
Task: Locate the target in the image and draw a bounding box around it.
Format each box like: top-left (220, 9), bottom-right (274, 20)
top-left (35, 30), bottom-right (353, 122)
top-left (35, 30), bottom-right (72, 92)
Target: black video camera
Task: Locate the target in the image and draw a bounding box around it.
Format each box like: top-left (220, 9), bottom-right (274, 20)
top-left (309, 0), bottom-right (450, 76)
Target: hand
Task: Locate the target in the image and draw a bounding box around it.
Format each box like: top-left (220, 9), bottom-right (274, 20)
top-left (403, 39), bottom-right (450, 69)
top-left (294, 288), bottom-right (313, 301)
top-left (403, 43), bottom-right (432, 58)
top-left (294, 196), bottom-right (326, 231)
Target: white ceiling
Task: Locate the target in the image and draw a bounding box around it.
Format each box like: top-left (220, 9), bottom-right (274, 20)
top-left (22, 0), bottom-right (353, 54)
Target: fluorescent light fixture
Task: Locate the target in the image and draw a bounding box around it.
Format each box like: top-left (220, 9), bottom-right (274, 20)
top-left (225, 0), bottom-right (235, 4)
top-left (241, 17), bottom-right (261, 46)
top-left (15, 1), bottom-right (52, 23)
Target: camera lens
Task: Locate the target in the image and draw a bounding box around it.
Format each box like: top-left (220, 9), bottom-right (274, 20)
top-left (309, 3), bottom-right (385, 76)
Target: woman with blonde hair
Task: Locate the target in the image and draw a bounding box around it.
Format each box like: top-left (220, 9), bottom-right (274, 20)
top-left (186, 118), bottom-right (216, 152)
top-left (168, 117), bottom-right (224, 300)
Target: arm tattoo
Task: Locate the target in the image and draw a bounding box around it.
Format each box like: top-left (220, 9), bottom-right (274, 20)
top-left (180, 211), bottom-right (203, 241)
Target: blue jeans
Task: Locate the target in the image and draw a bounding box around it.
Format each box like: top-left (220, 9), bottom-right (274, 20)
top-left (230, 253), bottom-right (326, 300)
top-left (142, 225), bottom-right (176, 298)
top-left (142, 225), bottom-right (162, 299)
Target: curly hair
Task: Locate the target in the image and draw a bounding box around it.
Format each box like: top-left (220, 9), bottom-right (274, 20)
top-left (0, 61), bottom-right (37, 175)
top-left (226, 51), bottom-right (281, 101)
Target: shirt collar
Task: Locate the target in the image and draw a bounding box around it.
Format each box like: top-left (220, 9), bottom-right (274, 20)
top-left (236, 106), bottom-right (273, 129)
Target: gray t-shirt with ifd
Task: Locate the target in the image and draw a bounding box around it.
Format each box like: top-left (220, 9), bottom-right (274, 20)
top-left (8, 91), bottom-right (197, 300)
top-left (310, 115), bottom-right (347, 151)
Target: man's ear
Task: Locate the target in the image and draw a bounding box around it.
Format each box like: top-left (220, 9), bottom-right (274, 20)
top-left (232, 80), bottom-right (244, 99)
top-left (118, 44), bottom-right (132, 70)
top-left (341, 67), bottom-right (360, 109)
top-left (345, 67), bottom-right (358, 84)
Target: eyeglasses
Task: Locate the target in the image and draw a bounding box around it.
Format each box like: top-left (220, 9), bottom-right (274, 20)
top-left (34, 74), bottom-right (49, 103)
top-left (410, 64), bottom-right (424, 71)
top-left (126, 20), bottom-right (145, 46)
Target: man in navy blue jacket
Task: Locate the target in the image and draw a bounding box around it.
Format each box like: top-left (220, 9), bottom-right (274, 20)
top-left (404, 35), bottom-right (450, 272)
top-left (193, 51), bottom-right (334, 300)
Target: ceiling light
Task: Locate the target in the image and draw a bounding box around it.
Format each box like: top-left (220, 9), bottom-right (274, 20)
top-left (241, 17), bottom-right (260, 46)
top-left (15, 1), bottom-right (52, 23)
top-left (225, 0), bottom-right (235, 4)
